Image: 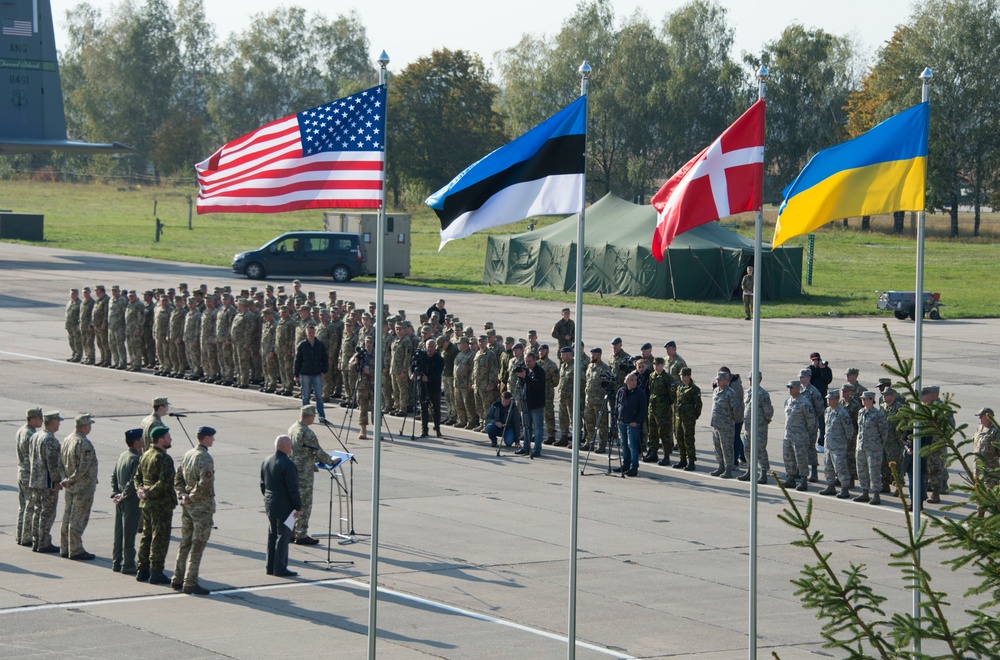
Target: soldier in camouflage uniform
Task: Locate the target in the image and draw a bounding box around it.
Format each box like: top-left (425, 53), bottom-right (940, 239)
top-left (152, 296), bottom-right (172, 374)
top-left (29, 411), bottom-right (64, 552)
top-left (134, 425), bottom-right (177, 584)
top-left (920, 385), bottom-right (951, 504)
top-left (231, 299), bottom-right (252, 388)
top-left (879, 388), bottom-right (906, 493)
top-left (841, 383), bottom-right (862, 482)
top-left (664, 341), bottom-right (687, 459)
top-left (58, 413), bottom-right (99, 559)
top-left (108, 285), bottom-right (127, 369)
top-left (350, 338), bottom-right (376, 438)
top-left (337, 312), bottom-right (359, 405)
top-left (709, 371), bottom-right (743, 478)
top-left (504, 343), bottom-right (527, 437)
top-left (80, 286), bottom-right (96, 365)
top-left (289, 405), bottom-right (333, 543)
top-left (584, 348), bottom-right (612, 452)
top-left (260, 308), bottom-right (279, 393)
top-left (93, 285), bottom-right (111, 367)
top-left (819, 390), bottom-right (854, 499)
top-left (609, 337), bottom-right (632, 392)
top-left (379, 321), bottom-right (396, 413)
top-left (453, 337), bottom-right (476, 428)
top-left (739, 374), bottom-right (773, 483)
top-left (172, 426), bottom-right (216, 595)
top-left (472, 335), bottom-right (500, 432)
top-left (555, 347), bottom-right (581, 446)
top-left (248, 298), bottom-right (263, 384)
top-left (440, 336), bottom-right (459, 425)
top-left (538, 345), bottom-right (560, 444)
top-left (973, 407), bottom-right (999, 517)
top-left (216, 295), bottom-right (236, 385)
top-left (168, 295), bottom-right (188, 376)
top-left (390, 321), bottom-right (412, 414)
top-left (551, 307), bottom-right (574, 350)
top-left (111, 429), bottom-right (143, 573)
top-left (199, 295), bottom-right (219, 382)
top-left (854, 390), bottom-right (888, 504)
top-left (140, 397), bottom-right (169, 452)
top-left (182, 298), bottom-right (202, 380)
top-left (644, 357), bottom-right (674, 464)
top-left (782, 381), bottom-right (816, 491)
top-left (276, 305), bottom-right (296, 395)
top-left (798, 368), bottom-right (824, 481)
top-left (327, 307), bottom-right (345, 398)
top-left (844, 367), bottom-right (868, 397)
top-left (142, 291), bottom-right (157, 368)
top-left (125, 291), bottom-right (145, 371)
top-left (673, 367), bottom-right (701, 469)
top-left (65, 288), bottom-right (82, 362)
top-left (16, 407), bottom-right (43, 546)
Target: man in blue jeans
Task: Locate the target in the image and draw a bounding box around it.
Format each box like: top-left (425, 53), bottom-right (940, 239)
top-left (485, 392), bottom-right (521, 448)
top-left (616, 372), bottom-right (647, 477)
top-left (514, 352), bottom-right (546, 457)
top-left (294, 323), bottom-right (328, 421)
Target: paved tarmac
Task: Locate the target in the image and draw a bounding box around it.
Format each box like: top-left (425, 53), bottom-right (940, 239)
top-left (0, 242), bottom-right (994, 658)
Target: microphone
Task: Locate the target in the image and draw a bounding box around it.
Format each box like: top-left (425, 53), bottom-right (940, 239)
top-left (169, 413), bottom-right (187, 418)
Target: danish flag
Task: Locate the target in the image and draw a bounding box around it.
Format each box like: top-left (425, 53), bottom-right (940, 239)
top-left (651, 100), bottom-right (765, 260)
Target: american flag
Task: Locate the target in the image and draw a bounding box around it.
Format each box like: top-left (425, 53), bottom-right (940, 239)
top-left (196, 85), bottom-right (385, 214)
top-left (2, 19), bottom-right (33, 37)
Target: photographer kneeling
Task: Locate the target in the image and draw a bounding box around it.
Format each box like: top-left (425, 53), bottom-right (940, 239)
top-left (486, 392), bottom-right (521, 448)
top-left (514, 352), bottom-right (546, 457)
top-left (411, 339), bottom-right (444, 438)
top-left (616, 372), bottom-right (647, 477)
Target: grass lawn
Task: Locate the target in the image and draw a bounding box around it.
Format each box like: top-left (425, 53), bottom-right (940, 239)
top-left (2, 179), bottom-right (997, 318)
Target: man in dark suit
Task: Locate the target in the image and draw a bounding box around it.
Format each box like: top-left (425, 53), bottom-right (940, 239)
top-left (260, 435), bottom-right (302, 577)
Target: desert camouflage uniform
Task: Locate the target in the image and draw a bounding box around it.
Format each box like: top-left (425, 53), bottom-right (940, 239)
top-left (65, 296), bottom-right (82, 361)
top-left (216, 301), bottom-right (236, 383)
top-left (183, 306), bottom-right (202, 379)
top-left (125, 297), bottom-right (145, 371)
top-left (349, 349), bottom-right (376, 426)
top-left (200, 303), bottom-right (219, 381)
top-left (168, 302), bottom-right (187, 375)
top-left (173, 444), bottom-right (215, 588)
top-left (288, 421), bottom-right (332, 540)
top-left (381, 330), bottom-right (395, 411)
top-left (29, 429), bottom-right (63, 549)
top-left (441, 341), bottom-right (459, 423)
top-left (60, 429), bottom-right (99, 556)
top-left (16, 422), bottom-right (37, 545)
top-left (108, 293), bottom-right (127, 368)
top-left (389, 328), bottom-right (411, 411)
top-left (153, 304), bottom-right (171, 373)
top-left (135, 446), bottom-right (177, 573)
top-left (140, 412), bottom-right (164, 453)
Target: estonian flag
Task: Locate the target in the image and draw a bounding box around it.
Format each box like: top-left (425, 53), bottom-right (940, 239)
top-left (426, 96), bottom-right (587, 249)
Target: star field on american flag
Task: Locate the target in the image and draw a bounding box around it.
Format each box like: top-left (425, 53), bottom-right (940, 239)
top-left (298, 86), bottom-right (385, 156)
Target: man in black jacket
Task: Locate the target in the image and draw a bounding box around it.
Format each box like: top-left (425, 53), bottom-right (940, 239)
top-left (808, 352), bottom-right (834, 447)
top-left (485, 392), bottom-right (521, 448)
top-left (414, 339), bottom-right (445, 438)
top-left (616, 373), bottom-right (648, 476)
top-left (514, 352), bottom-right (546, 457)
top-left (294, 324), bottom-right (328, 421)
top-left (260, 435), bottom-right (302, 577)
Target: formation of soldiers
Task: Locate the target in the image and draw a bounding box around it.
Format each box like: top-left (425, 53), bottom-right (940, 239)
top-left (58, 280), bottom-right (998, 511)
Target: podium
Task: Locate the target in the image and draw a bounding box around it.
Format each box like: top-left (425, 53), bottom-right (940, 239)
top-left (304, 452), bottom-right (355, 569)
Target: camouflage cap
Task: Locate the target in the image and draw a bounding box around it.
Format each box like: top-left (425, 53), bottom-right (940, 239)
top-left (26, 407), bottom-right (43, 419)
top-left (128, 290), bottom-right (137, 296)
top-left (420, 324), bottom-right (431, 333)
top-left (150, 425), bottom-right (170, 441)
top-left (362, 311), bottom-right (373, 319)
top-left (368, 301), bottom-right (376, 307)
top-left (786, 380), bottom-right (800, 389)
top-left (841, 383), bottom-right (856, 391)
top-left (292, 279), bottom-right (302, 285)
top-left (83, 286), bottom-right (91, 292)
top-left (153, 396), bottom-right (170, 407)
top-left (976, 407), bottom-right (994, 416)
top-left (458, 336), bottom-right (470, 344)
top-left (486, 329), bottom-right (497, 337)
top-left (921, 384), bottom-right (940, 395)
top-left (262, 307), bottom-right (274, 315)
top-left (680, 366), bottom-right (692, 376)
top-left (846, 367), bottom-right (860, 376)
top-left (826, 389), bottom-right (841, 399)
top-left (504, 336), bottom-right (515, 344)
top-left (883, 387), bottom-right (897, 396)
top-left (478, 334), bottom-right (488, 341)
top-left (717, 371), bottom-right (731, 380)
top-left (95, 284), bottom-right (105, 291)
top-left (70, 287), bottom-right (79, 294)
top-left (43, 411), bottom-right (64, 422)
top-left (798, 368), bottom-right (812, 378)
top-left (527, 329), bottom-right (537, 336)
top-left (75, 413), bottom-right (96, 426)
top-left (561, 307), bottom-right (570, 313)
top-left (301, 404), bottom-right (317, 416)
top-left (878, 377), bottom-right (892, 386)
top-left (860, 390), bottom-right (876, 400)
top-left (179, 283), bottom-right (188, 289)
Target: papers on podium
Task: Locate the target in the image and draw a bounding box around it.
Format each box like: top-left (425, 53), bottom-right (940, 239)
top-left (316, 451), bottom-right (352, 471)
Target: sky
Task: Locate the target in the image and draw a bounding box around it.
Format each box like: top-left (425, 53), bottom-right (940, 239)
top-left (51, 0), bottom-right (915, 73)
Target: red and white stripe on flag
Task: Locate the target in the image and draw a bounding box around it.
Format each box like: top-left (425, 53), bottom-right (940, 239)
top-left (196, 88), bottom-right (385, 214)
top-left (650, 100), bottom-right (765, 260)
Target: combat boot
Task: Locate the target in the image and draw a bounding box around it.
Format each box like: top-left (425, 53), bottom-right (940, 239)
top-left (869, 493), bottom-right (881, 506)
top-left (853, 490), bottom-right (870, 503)
top-left (183, 583), bottom-right (211, 595)
top-left (148, 571), bottom-right (171, 585)
top-left (782, 474), bottom-right (798, 488)
top-left (553, 437), bottom-right (570, 447)
top-left (719, 467), bottom-right (734, 479)
top-left (836, 486), bottom-right (851, 499)
top-left (709, 464), bottom-right (726, 477)
top-left (809, 465), bottom-right (819, 483)
top-left (135, 569), bottom-right (150, 582)
top-left (796, 477), bottom-right (808, 492)
top-left (358, 425), bottom-right (368, 440)
top-left (927, 486), bottom-right (941, 504)
top-left (756, 473), bottom-right (768, 485)
top-left (737, 470), bottom-right (752, 482)
top-left (818, 484), bottom-right (837, 496)
top-left (673, 459), bottom-right (688, 469)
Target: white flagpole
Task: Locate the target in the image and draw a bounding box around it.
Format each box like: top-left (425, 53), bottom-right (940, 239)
top-left (367, 50), bottom-right (390, 660)
top-left (567, 60), bottom-right (590, 660)
top-left (912, 65), bottom-right (932, 656)
top-left (749, 65), bottom-right (767, 659)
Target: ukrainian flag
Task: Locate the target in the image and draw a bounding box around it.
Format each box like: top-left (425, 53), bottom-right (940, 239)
top-left (772, 102), bottom-right (929, 248)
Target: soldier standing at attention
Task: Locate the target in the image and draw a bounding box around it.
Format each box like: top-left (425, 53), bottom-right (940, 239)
top-left (673, 367), bottom-right (701, 470)
top-left (973, 407), bottom-right (999, 518)
top-left (29, 411), bottom-right (64, 553)
top-left (172, 426), bottom-right (216, 595)
top-left (199, 295), bottom-right (219, 383)
top-left (231, 298), bottom-right (252, 389)
top-left (664, 341), bottom-right (687, 459)
top-left (453, 337), bottom-right (476, 429)
top-left (584, 348), bottom-right (611, 453)
top-left (260, 307), bottom-right (279, 393)
top-left (276, 305), bottom-right (296, 395)
top-left (739, 372), bottom-right (773, 483)
top-left (798, 368), bottom-right (824, 482)
top-left (472, 335), bottom-right (499, 432)
top-left (854, 391), bottom-right (888, 504)
top-left (782, 381), bottom-right (816, 492)
top-left (65, 288), bottom-right (82, 362)
top-left (710, 371), bottom-right (743, 479)
top-left (141, 397), bottom-right (170, 452)
top-left (818, 390), bottom-right (854, 499)
top-left (741, 266), bottom-right (754, 320)
top-left (134, 425), bottom-right (177, 585)
top-left (555, 347), bottom-right (578, 447)
top-left (142, 290), bottom-right (157, 369)
top-left (152, 295), bottom-right (171, 375)
top-left (168, 295), bottom-right (189, 379)
top-left (111, 429), bottom-right (143, 574)
top-left (289, 405), bottom-right (333, 545)
top-left (80, 286), bottom-right (96, 365)
top-left (644, 357), bottom-right (675, 465)
top-left (841, 383), bottom-right (862, 483)
top-left (182, 298), bottom-right (202, 381)
top-left (879, 388), bottom-right (906, 494)
top-left (125, 290), bottom-right (145, 372)
top-left (59, 414), bottom-right (99, 560)
top-left (16, 407), bottom-right (43, 547)
top-left (538, 345), bottom-right (560, 445)
top-left (551, 307), bottom-right (574, 350)
top-left (108, 284), bottom-right (127, 369)
top-left (93, 284), bottom-right (111, 367)
top-left (216, 294), bottom-right (236, 386)
top-left (349, 338), bottom-right (376, 439)
top-left (440, 335), bottom-right (459, 426)
top-left (844, 368), bottom-right (868, 396)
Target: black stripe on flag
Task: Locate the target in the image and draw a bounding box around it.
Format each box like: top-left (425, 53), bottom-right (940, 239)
top-left (434, 133), bottom-right (585, 229)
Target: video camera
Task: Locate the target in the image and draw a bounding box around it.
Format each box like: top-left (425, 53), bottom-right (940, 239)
top-left (410, 348), bottom-right (429, 376)
top-left (598, 370), bottom-right (616, 395)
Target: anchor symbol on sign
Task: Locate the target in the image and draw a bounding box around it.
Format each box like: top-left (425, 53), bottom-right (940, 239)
top-left (11, 90), bottom-right (28, 108)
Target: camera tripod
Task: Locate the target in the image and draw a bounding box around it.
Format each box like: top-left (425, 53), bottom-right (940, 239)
top-left (401, 374), bottom-right (425, 440)
top-left (580, 390), bottom-right (623, 477)
top-left (338, 354), bottom-right (394, 444)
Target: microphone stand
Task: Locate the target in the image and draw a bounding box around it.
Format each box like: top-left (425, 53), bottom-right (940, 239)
top-left (318, 419), bottom-right (370, 545)
top-left (302, 460), bottom-right (354, 570)
top-left (168, 414), bottom-right (196, 448)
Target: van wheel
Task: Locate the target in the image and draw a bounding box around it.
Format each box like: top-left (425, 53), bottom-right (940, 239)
top-left (332, 265), bottom-right (351, 282)
top-left (893, 309), bottom-right (908, 320)
top-left (245, 262), bottom-right (266, 280)
top-left (929, 309), bottom-right (941, 320)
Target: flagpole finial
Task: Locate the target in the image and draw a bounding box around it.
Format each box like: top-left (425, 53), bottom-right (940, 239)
top-left (579, 61), bottom-right (591, 77)
top-left (919, 67), bottom-right (933, 82)
top-left (757, 65), bottom-right (768, 80)
top-left (378, 51), bottom-right (390, 67)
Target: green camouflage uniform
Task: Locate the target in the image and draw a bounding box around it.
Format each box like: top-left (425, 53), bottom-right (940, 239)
top-left (108, 293), bottom-right (127, 368)
top-left (249, 308), bottom-right (263, 382)
top-left (216, 302), bottom-right (236, 383)
top-left (173, 444), bottom-right (215, 588)
top-left (647, 370), bottom-right (675, 456)
top-left (29, 429), bottom-right (63, 549)
top-left (142, 297), bottom-right (157, 367)
top-left (168, 301), bottom-right (187, 373)
top-left (65, 296), bottom-right (82, 361)
top-left (453, 345), bottom-right (476, 426)
top-left (842, 394), bottom-right (862, 480)
top-left (880, 398), bottom-right (906, 488)
top-left (125, 297), bottom-right (145, 371)
top-left (674, 381), bottom-right (702, 463)
top-left (153, 303), bottom-right (171, 372)
top-left (231, 309), bottom-right (252, 387)
top-left (16, 422), bottom-right (37, 545)
top-left (93, 292), bottom-right (110, 366)
top-left (558, 357), bottom-right (585, 441)
top-left (135, 446), bottom-right (177, 573)
top-left (349, 350), bottom-right (376, 426)
top-left (326, 316), bottom-right (345, 397)
top-left (667, 353), bottom-right (688, 452)
top-left (261, 314), bottom-right (279, 391)
top-left (539, 355), bottom-right (560, 440)
top-left (974, 421), bottom-right (1000, 488)
top-left (80, 295), bottom-right (96, 364)
top-left (584, 360), bottom-right (611, 450)
top-left (276, 314), bottom-right (296, 394)
top-left (551, 317), bottom-right (574, 349)
top-left (288, 421), bottom-right (332, 539)
top-left (59, 430), bottom-right (99, 556)
top-left (472, 346), bottom-right (499, 430)
top-left (200, 303), bottom-right (219, 381)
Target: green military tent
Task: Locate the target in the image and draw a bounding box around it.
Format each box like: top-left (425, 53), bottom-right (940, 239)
top-left (483, 193), bottom-right (803, 300)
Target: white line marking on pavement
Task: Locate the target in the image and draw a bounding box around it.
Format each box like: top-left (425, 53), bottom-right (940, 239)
top-left (0, 577), bottom-right (633, 659)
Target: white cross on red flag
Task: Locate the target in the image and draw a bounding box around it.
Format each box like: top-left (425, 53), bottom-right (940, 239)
top-left (650, 100), bottom-right (765, 261)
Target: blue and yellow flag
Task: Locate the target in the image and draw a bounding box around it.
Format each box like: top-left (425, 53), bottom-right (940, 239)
top-left (772, 102), bottom-right (929, 247)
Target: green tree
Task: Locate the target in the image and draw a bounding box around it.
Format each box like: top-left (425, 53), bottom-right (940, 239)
top-left (388, 49), bottom-right (506, 207)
